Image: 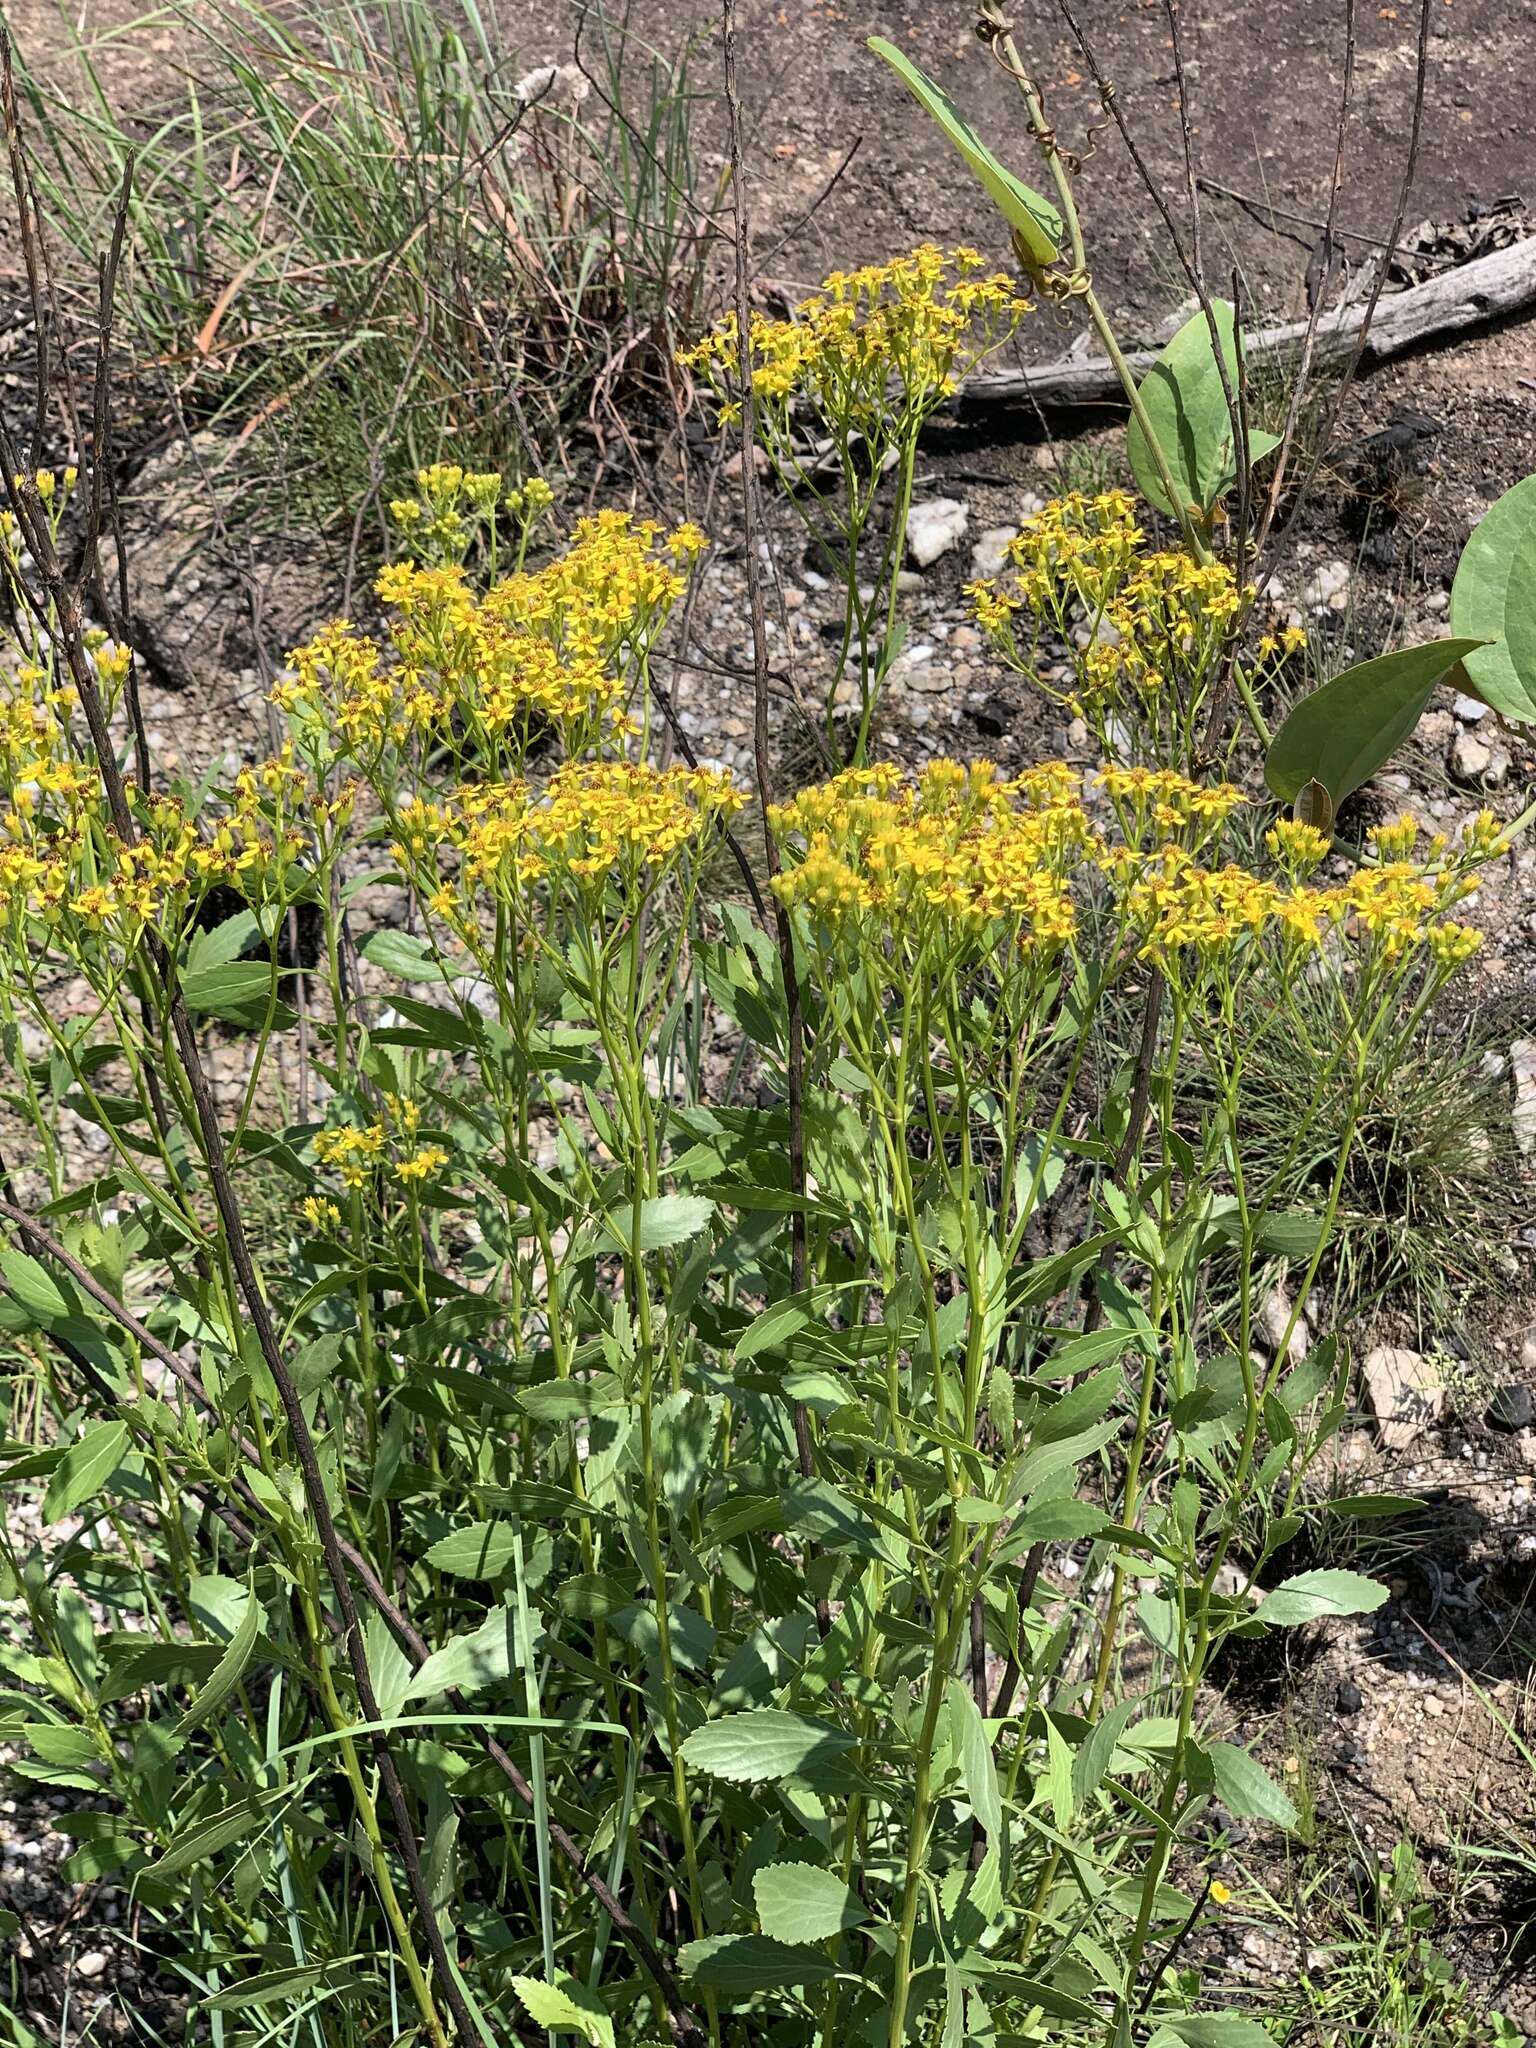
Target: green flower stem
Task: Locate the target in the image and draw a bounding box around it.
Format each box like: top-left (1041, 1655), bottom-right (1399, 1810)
top-left (299, 1566), bottom-right (451, 2048)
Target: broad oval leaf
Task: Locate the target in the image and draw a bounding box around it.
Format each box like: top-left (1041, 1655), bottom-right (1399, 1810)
top-left (680, 1707), bottom-right (854, 1784)
top-left (1127, 301), bottom-right (1278, 518)
top-left (1265, 638), bottom-right (1486, 810)
top-left (1252, 1567), bottom-right (1388, 1628)
top-left (180, 958), bottom-right (275, 1022)
top-left (868, 39), bottom-right (1061, 265)
top-left (1451, 471), bottom-right (1536, 721)
top-left (753, 1862), bottom-right (867, 1943)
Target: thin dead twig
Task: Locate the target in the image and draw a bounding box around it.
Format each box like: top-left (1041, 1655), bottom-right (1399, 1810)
top-left (720, 0), bottom-right (827, 1630)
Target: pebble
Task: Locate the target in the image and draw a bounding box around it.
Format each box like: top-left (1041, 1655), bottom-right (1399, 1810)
top-left (969, 525), bottom-right (1018, 579)
top-left (1487, 1384), bottom-right (1534, 1433)
top-left (1449, 731), bottom-right (1493, 782)
top-left (905, 497), bottom-right (968, 567)
top-left (1451, 691), bottom-right (1490, 723)
top-left (1336, 1679), bottom-right (1363, 1715)
top-left (76, 1952), bottom-right (109, 1980)
top-left (1513, 1040), bottom-right (1536, 1160)
top-left (1302, 559), bottom-right (1350, 611)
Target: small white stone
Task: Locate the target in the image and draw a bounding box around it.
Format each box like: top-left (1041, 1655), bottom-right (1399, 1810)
top-left (1361, 1345), bottom-right (1443, 1451)
top-left (1449, 731), bottom-right (1493, 783)
top-left (75, 1951), bottom-right (109, 1980)
top-left (1302, 559), bottom-right (1350, 611)
top-left (906, 497), bottom-right (969, 568)
top-left (1452, 692), bottom-right (1490, 723)
top-left (969, 524), bottom-right (1019, 579)
top-left (1511, 1039), bottom-right (1536, 1160)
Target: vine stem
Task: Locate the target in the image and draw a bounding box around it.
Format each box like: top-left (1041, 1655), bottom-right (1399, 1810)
top-left (980, 4), bottom-right (1212, 566)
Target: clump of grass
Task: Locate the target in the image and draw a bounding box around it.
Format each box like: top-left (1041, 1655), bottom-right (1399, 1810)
top-left (1273, 1835), bottom-right (1520, 2047)
top-left (1230, 978), bottom-right (1514, 1330)
top-left (22, 0), bottom-right (720, 544)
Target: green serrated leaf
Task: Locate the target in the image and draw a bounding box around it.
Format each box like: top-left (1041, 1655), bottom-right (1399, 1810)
top-left (680, 1708), bottom-right (854, 1784)
top-left (42, 1420), bottom-right (129, 1522)
top-left (177, 1579), bottom-right (262, 1735)
top-left (597, 1195), bottom-right (715, 1256)
top-left (405, 1607), bottom-right (520, 1700)
top-left (753, 1861), bottom-right (866, 1943)
top-left (948, 1677), bottom-right (1003, 1840)
top-left (424, 1521), bottom-right (520, 1580)
top-left (509, 1976), bottom-right (614, 2048)
top-left (1204, 1739), bottom-right (1297, 1829)
top-left (679, 1933), bottom-right (838, 1993)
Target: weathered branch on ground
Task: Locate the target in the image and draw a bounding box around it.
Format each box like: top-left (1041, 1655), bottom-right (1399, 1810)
top-left (959, 235), bottom-right (1536, 410)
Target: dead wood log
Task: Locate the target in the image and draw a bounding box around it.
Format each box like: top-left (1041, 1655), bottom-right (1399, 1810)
top-left (960, 235), bottom-right (1536, 410)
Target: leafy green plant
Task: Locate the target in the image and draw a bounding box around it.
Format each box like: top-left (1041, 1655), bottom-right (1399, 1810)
top-left (2, 15), bottom-right (1534, 2048)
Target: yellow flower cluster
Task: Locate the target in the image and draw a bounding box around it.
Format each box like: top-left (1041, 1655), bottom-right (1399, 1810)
top-left (392, 760), bottom-right (744, 921)
top-left (1123, 817), bottom-right (1481, 971)
top-left (312, 1105), bottom-right (449, 1192)
top-left (0, 734), bottom-right (331, 942)
top-left (1095, 766), bottom-right (1247, 851)
top-left (276, 513), bottom-right (703, 766)
top-left (681, 246), bottom-right (1031, 427)
top-left (769, 762), bottom-right (1486, 992)
top-left (769, 758), bottom-right (1092, 949)
top-left (387, 463), bottom-right (555, 570)
top-left (481, 509), bottom-right (706, 668)
top-left (969, 492), bottom-right (1249, 726)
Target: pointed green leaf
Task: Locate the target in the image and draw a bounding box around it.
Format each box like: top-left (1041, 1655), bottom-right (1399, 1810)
top-left (1162, 2018), bottom-right (1278, 2048)
top-left (177, 1579), bottom-right (263, 1735)
top-left (1204, 1739), bottom-right (1298, 1829)
top-left (753, 1861), bottom-right (867, 1943)
top-left (948, 1678), bottom-right (1003, 1840)
top-left (1127, 302), bottom-right (1276, 517)
top-left (42, 1420), bottom-right (129, 1522)
top-left (868, 39), bottom-right (1061, 264)
top-left (597, 1195), bottom-right (715, 1256)
top-left (145, 1794), bottom-right (273, 1878)
top-left (180, 959), bottom-right (275, 1022)
top-left (1451, 472), bottom-right (1536, 721)
top-left (405, 1607), bottom-right (520, 1700)
top-left (424, 1521), bottom-right (520, 1580)
top-left (1265, 639), bottom-right (1486, 809)
top-left (1252, 1568), bottom-right (1388, 1628)
top-left (0, 1245), bottom-right (76, 1323)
